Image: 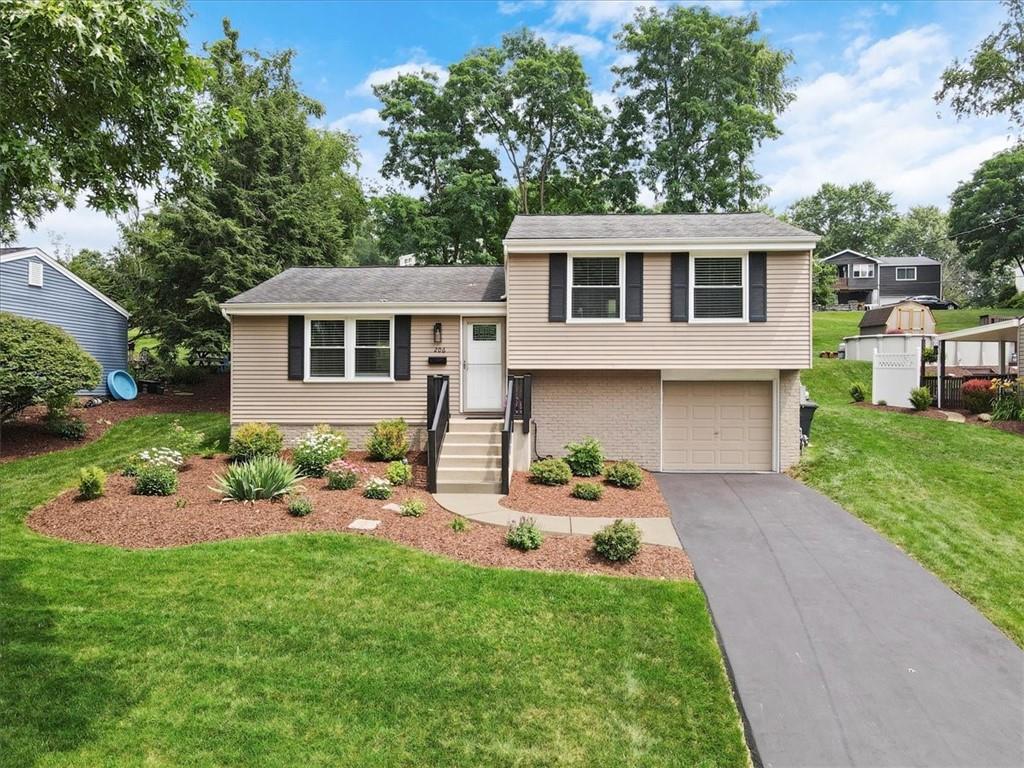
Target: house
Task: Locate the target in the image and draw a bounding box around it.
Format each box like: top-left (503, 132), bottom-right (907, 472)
top-left (858, 301), bottom-right (936, 336)
top-left (221, 213), bottom-right (819, 492)
top-left (822, 249), bottom-right (942, 306)
top-left (1, 247), bottom-right (129, 396)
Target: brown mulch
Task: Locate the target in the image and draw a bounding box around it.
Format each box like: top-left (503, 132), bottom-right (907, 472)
top-left (854, 401), bottom-right (1023, 434)
top-left (500, 465), bottom-right (669, 518)
top-left (26, 452), bottom-right (692, 581)
top-left (1, 374), bottom-right (230, 463)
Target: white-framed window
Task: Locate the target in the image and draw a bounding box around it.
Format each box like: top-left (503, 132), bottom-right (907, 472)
top-left (851, 263), bottom-right (875, 279)
top-left (305, 317), bottom-right (393, 381)
top-left (568, 254), bottom-right (624, 322)
top-left (895, 266), bottom-right (917, 281)
top-left (691, 254), bottom-right (747, 322)
top-left (28, 261), bottom-right (43, 287)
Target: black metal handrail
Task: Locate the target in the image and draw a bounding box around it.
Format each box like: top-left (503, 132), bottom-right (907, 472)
top-left (426, 375), bottom-right (450, 493)
top-left (501, 378), bottom-right (515, 494)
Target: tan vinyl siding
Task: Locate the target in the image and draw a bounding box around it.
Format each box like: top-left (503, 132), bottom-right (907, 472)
top-left (230, 315), bottom-right (460, 427)
top-left (506, 251), bottom-right (812, 369)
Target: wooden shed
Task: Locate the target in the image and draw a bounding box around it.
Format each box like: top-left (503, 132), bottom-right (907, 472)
top-left (858, 301), bottom-right (936, 336)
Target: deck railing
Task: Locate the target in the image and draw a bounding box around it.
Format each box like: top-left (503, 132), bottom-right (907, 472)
top-left (922, 373), bottom-right (1017, 409)
top-left (426, 375), bottom-right (450, 493)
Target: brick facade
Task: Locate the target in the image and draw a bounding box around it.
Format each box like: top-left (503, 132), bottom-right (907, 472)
top-left (778, 370), bottom-right (803, 471)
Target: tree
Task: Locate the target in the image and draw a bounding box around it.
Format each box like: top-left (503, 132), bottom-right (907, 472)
top-left (612, 5), bottom-right (793, 212)
top-left (936, 0), bottom-right (1024, 130)
top-left (0, 0), bottom-right (235, 241)
top-left (812, 260), bottom-right (838, 307)
top-left (785, 182), bottom-right (899, 258)
top-left (63, 249), bottom-right (118, 298)
top-left (120, 22), bottom-right (366, 354)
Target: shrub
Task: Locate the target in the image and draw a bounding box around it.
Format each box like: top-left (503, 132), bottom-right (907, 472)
top-left (528, 458), bottom-right (571, 486)
top-left (165, 364), bottom-right (206, 387)
top-left (138, 447), bottom-right (183, 469)
top-left (363, 477), bottom-right (392, 500)
top-left (593, 519), bottom-right (642, 562)
top-left (121, 455), bottom-right (143, 476)
top-left (229, 422), bottom-right (284, 462)
top-left (605, 460), bottom-right (643, 489)
top-left (366, 418), bottom-right (410, 461)
top-left (0, 312), bottom-right (101, 420)
top-left (133, 465), bottom-right (179, 496)
top-left (326, 467), bottom-right (359, 490)
top-left (850, 383), bottom-right (866, 403)
top-left (909, 386), bottom-right (932, 411)
top-left (962, 378), bottom-right (994, 414)
top-left (212, 456), bottom-right (304, 502)
top-left (287, 496), bottom-right (313, 517)
top-left (564, 437), bottom-right (604, 477)
top-left (506, 517), bottom-right (543, 551)
top-left (386, 460), bottom-right (413, 486)
top-left (399, 499), bottom-right (426, 517)
top-left (877, 400), bottom-right (887, 407)
top-left (293, 424), bottom-right (348, 477)
top-left (169, 419), bottom-right (206, 458)
top-left (991, 379), bottom-right (1024, 422)
top-left (78, 466), bottom-right (106, 500)
top-left (450, 517), bottom-right (469, 533)
top-left (921, 346), bottom-right (937, 363)
top-left (47, 414), bottom-right (87, 440)
top-left (572, 482), bottom-right (603, 501)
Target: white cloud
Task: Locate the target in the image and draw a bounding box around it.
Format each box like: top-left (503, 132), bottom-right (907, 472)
top-left (11, 188), bottom-right (157, 254)
top-left (785, 31), bottom-right (825, 46)
top-left (538, 29), bottom-right (605, 57)
top-left (497, 0), bottom-right (546, 14)
top-left (329, 108), bottom-right (384, 133)
top-left (549, 0), bottom-right (751, 31)
top-left (348, 60), bottom-right (447, 96)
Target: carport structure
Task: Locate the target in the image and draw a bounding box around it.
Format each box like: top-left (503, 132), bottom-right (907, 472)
top-left (934, 316), bottom-right (1022, 407)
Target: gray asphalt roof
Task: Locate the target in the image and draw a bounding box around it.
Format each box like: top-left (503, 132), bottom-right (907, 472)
top-left (0, 247), bottom-right (28, 255)
top-left (505, 213), bottom-right (819, 240)
top-left (224, 265), bottom-right (506, 304)
top-left (876, 256), bottom-right (941, 266)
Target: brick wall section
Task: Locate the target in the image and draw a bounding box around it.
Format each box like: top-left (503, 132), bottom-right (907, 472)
top-left (779, 370), bottom-right (802, 471)
top-left (527, 370), bottom-right (661, 468)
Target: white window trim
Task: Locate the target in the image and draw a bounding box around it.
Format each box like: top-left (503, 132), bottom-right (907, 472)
top-left (689, 252), bottom-right (749, 324)
top-left (566, 253), bottom-right (626, 324)
top-left (852, 263), bottom-right (875, 279)
top-left (895, 266), bottom-right (917, 281)
top-left (304, 316), bottom-right (394, 383)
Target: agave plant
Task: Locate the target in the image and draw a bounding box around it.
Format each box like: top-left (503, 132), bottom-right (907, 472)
top-left (212, 456), bottom-right (305, 502)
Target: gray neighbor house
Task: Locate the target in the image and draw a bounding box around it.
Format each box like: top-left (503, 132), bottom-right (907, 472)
top-left (821, 248), bottom-right (942, 306)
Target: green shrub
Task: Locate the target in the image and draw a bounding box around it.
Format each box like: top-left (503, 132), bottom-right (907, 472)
top-left (47, 414), bottom-right (87, 440)
top-left (605, 460), bottom-right (643, 489)
top-left (450, 517), bottom-right (469, 533)
top-left (0, 312), bottom-right (101, 420)
top-left (506, 517), bottom-right (543, 551)
top-left (77, 466), bottom-right (106, 500)
top-left (292, 424), bottom-right (348, 477)
top-left (921, 346), bottom-right (938, 363)
top-left (212, 456), bottom-right (304, 502)
top-left (528, 458), bottom-right (572, 486)
top-left (133, 465), bottom-right (179, 496)
top-left (571, 482), bottom-right (603, 501)
top-left (166, 364), bottom-right (206, 387)
top-left (564, 437), bottom-right (604, 477)
top-left (991, 379), bottom-right (1024, 422)
top-left (592, 519), bottom-right (642, 562)
top-left (363, 477), bottom-right (392, 500)
top-left (399, 499), bottom-right (426, 517)
top-left (850, 383), bottom-right (866, 403)
top-left (386, 460), bottom-right (413, 486)
top-left (229, 422), bottom-right (284, 462)
top-left (287, 496), bottom-right (313, 517)
top-left (962, 378), bottom-right (994, 414)
top-left (366, 418), bottom-right (410, 461)
top-left (121, 455), bottom-right (143, 476)
top-left (909, 386), bottom-right (932, 411)
top-left (325, 467), bottom-right (359, 490)
top-left (169, 419), bottom-right (206, 458)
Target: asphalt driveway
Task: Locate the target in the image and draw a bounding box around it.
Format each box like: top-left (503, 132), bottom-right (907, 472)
top-left (658, 472), bottom-right (1023, 768)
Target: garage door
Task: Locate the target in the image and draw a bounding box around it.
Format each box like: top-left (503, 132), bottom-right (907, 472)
top-left (662, 381), bottom-right (773, 471)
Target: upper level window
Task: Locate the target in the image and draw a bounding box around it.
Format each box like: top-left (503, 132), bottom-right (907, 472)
top-left (307, 318), bottom-right (392, 381)
top-left (570, 255), bottom-right (623, 321)
top-left (692, 256), bottom-right (745, 321)
top-left (852, 263), bottom-right (875, 278)
top-left (895, 266), bottom-right (917, 281)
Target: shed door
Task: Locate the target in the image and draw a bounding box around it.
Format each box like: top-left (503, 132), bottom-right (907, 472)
top-left (662, 381), bottom-right (773, 471)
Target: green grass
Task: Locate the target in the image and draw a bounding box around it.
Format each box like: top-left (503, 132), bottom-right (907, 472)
top-left (812, 307), bottom-right (1017, 354)
top-left (0, 415), bottom-right (747, 767)
top-left (801, 316), bottom-right (1024, 646)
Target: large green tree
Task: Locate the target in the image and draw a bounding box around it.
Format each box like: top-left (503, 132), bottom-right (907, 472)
top-left (785, 182), bottom-right (899, 259)
top-left (121, 22), bottom-right (366, 354)
top-left (612, 5), bottom-right (793, 212)
top-left (0, 0), bottom-right (235, 241)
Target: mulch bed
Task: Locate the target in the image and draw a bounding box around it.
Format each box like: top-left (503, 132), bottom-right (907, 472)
top-left (26, 452), bottom-right (692, 581)
top-left (854, 401), bottom-right (1023, 435)
top-left (500, 465), bottom-right (669, 518)
top-left (1, 374), bottom-right (229, 463)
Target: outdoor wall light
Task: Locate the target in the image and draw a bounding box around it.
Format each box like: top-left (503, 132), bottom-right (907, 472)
top-left (433, 322), bottom-right (443, 345)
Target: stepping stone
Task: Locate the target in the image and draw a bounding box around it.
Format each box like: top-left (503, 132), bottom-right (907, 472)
top-left (382, 503), bottom-right (403, 513)
top-left (348, 518), bottom-right (381, 531)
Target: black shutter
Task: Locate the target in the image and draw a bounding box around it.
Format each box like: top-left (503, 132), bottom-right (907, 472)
top-left (670, 252), bottom-right (689, 322)
top-left (749, 251), bottom-right (767, 322)
top-left (394, 315), bottom-right (411, 380)
top-left (625, 252), bottom-right (644, 321)
top-left (548, 253), bottom-right (567, 322)
top-left (287, 315), bottom-right (304, 380)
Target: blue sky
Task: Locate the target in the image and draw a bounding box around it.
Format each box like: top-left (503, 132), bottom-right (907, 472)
top-left (22, 0), bottom-right (1016, 253)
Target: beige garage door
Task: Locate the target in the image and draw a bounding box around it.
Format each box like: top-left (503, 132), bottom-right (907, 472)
top-left (662, 381), bottom-right (773, 471)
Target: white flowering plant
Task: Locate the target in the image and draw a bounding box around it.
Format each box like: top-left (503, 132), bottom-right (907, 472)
top-left (362, 476), bottom-right (392, 500)
top-left (138, 447), bottom-right (184, 469)
top-left (292, 425), bottom-right (349, 477)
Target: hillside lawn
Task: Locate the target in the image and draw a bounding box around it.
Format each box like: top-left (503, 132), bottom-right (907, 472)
top-left (0, 415), bottom-right (748, 767)
top-left (799, 309), bottom-right (1024, 647)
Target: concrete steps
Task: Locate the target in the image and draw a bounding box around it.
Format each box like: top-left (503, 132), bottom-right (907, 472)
top-left (436, 418), bottom-right (504, 494)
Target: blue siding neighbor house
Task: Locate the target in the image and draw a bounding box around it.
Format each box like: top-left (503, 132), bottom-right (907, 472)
top-left (1, 247), bottom-right (129, 396)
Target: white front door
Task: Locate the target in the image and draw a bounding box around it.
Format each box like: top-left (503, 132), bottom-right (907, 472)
top-left (464, 320), bottom-right (503, 411)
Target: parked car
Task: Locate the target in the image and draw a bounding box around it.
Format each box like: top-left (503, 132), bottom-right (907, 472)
top-left (904, 295), bottom-right (959, 310)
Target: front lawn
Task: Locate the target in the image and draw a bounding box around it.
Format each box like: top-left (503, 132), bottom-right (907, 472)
top-left (0, 415), bottom-right (748, 767)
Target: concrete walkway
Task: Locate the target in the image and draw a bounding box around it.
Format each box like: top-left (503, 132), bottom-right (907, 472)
top-left (658, 472), bottom-right (1024, 768)
top-left (432, 493), bottom-right (682, 548)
